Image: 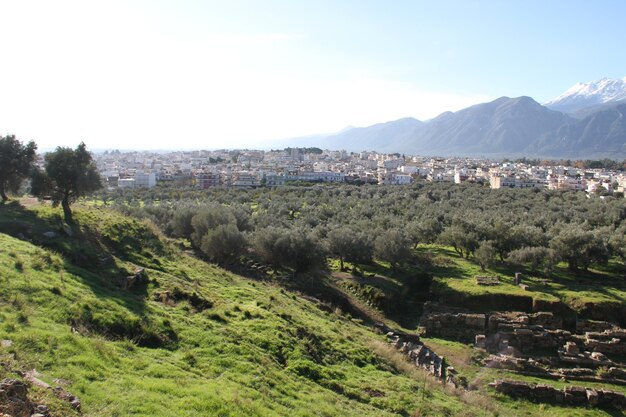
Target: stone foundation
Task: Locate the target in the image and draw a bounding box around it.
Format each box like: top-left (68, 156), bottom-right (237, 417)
top-left (419, 312), bottom-right (486, 341)
top-left (420, 303), bottom-right (626, 396)
top-left (583, 329), bottom-right (626, 355)
top-left (490, 379), bottom-right (626, 409)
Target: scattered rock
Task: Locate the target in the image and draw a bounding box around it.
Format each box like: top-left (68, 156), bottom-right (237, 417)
top-left (0, 378), bottom-right (33, 417)
top-left (53, 387), bottom-right (81, 411)
top-left (117, 266), bottom-right (148, 290)
top-left (19, 370), bottom-right (51, 389)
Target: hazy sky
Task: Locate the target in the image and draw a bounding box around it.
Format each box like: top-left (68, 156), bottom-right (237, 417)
top-left (1, 0), bottom-right (625, 150)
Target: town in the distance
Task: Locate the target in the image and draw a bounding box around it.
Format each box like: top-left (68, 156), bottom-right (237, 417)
top-left (90, 147), bottom-right (626, 195)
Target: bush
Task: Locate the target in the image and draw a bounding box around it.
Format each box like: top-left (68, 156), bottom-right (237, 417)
top-left (253, 227), bottom-right (326, 273)
top-left (199, 223), bottom-right (247, 265)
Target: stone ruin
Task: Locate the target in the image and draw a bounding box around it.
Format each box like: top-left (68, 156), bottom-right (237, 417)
top-left (419, 302), bottom-right (487, 341)
top-left (384, 331), bottom-right (467, 389)
top-left (490, 379), bottom-right (626, 409)
top-left (420, 303), bottom-right (626, 360)
top-left (475, 276), bottom-right (500, 286)
top-left (418, 302), bottom-right (626, 406)
top-left (419, 312), bottom-right (486, 341)
top-left (483, 353), bottom-right (626, 385)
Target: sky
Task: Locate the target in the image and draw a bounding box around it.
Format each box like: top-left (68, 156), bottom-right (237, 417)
top-left (1, 0), bottom-right (625, 150)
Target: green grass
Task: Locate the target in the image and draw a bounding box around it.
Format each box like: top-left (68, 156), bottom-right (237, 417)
top-left (0, 202), bottom-right (494, 417)
top-left (419, 245), bottom-right (626, 320)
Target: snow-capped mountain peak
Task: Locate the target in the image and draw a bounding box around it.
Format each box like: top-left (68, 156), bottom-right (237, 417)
top-left (545, 76), bottom-right (626, 113)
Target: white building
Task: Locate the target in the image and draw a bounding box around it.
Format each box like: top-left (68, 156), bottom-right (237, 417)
top-left (118, 178), bottom-right (136, 189)
top-left (134, 172), bottom-right (156, 188)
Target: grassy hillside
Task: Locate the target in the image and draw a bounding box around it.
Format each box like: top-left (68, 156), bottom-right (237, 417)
top-left (1, 201), bottom-right (623, 416)
top-left (0, 202), bottom-right (492, 417)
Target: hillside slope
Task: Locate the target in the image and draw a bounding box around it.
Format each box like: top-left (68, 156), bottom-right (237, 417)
top-left (0, 202), bottom-right (483, 417)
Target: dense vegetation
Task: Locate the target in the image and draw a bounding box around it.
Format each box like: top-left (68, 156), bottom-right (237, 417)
top-left (97, 182), bottom-right (626, 277)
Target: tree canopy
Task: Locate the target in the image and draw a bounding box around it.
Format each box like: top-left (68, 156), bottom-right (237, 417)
top-left (31, 142), bottom-right (102, 223)
top-left (0, 135), bottom-right (37, 201)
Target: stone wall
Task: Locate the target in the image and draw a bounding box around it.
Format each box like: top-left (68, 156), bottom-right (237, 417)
top-left (419, 304), bottom-right (626, 393)
top-left (420, 309), bottom-right (565, 347)
top-left (490, 379), bottom-right (626, 409)
top-left (385, 331), bottom-right (467, 389)
top-left (419, 312), bottom-right (486, 341)
top-left (583, 329), bottom-right (626, 355)
top-left (576, 319), bottom-right (617, 333)
top-left (421, 307), bottom-right (626, 360)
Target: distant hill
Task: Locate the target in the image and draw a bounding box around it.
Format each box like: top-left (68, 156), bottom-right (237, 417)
top-left (288, 117), bottom-right (423, 154)
top-left (288, 94), bottom-right (626, 158)
top-left (404, 96), bottom-right (570, 157)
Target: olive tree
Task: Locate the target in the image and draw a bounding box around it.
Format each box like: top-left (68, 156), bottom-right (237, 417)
top-left (474, 240), bottom-right (496, 271)
top-left (31, 142), bottom-right (101, 223)
top-left (199, 223), bottom-right (247, 265)
top-left (0, 135), bottom-right (37, 201)
top-left (327, 227), bottom-right (373, 270)
top-left (374, 229), bottom-right (412, 269)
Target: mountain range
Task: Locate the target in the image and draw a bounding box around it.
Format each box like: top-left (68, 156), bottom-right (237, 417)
top-left (285, 77), bottom-right (626, 159)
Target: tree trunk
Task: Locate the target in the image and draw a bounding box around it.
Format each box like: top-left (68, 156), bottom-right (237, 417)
top-left (568, 258), bottom-right (578, 272)
top-left (61, 196), bottom-right (73, 224)
top-left (0, 185), bottom-right (7, 201)
top-left (339, 256), bottom-right (344, 271)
